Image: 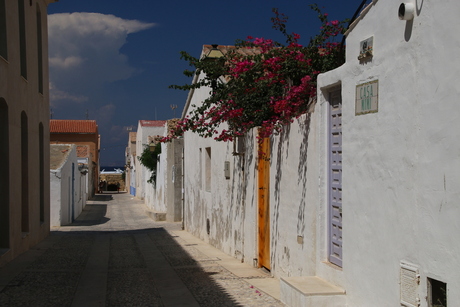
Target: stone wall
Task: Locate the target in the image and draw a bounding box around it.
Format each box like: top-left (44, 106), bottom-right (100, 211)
top-left (99, 174), bottom-right (125, 191)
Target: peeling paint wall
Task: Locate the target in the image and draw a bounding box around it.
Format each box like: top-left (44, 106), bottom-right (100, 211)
top-left (182, 79), bottom-right (318, 276)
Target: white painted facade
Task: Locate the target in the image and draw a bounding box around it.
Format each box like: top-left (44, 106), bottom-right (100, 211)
top-left (50, 145), bottom-right (86, 227)
top-left (181, 2), bottom-right (460, 305)
top-left (313, 0), bottom-right (460, 306)
top-left (145, 141), bottom-right (167, 213)
top-left (143, 122), bottom-right (183, 222)
top-left (134, 120), bottom-right (164, 199)
top-left (182, 77), bottom-right (261, 264)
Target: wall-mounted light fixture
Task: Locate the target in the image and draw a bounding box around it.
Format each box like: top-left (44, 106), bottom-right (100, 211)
top-left (203, 44), bottom-right (224, 92)
top-left (398, 3), bottom-right (415, 20)
top-left (204, 44), bottom-right (224, 60)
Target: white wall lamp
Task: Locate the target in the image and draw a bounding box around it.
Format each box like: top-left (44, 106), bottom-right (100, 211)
top-left (398, 3), bottom-right (415, 20)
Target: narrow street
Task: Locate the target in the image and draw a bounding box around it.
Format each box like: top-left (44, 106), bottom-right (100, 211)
top-left (0, 193), bottom-right (283, 307)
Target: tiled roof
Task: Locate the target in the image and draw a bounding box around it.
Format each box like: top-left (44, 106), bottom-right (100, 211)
top-left (50, 120), bottom-right (98, 134)
top-left (139, 120), bottom-right (167, 127)
top-left (202, 44), bottom-right (261, 58)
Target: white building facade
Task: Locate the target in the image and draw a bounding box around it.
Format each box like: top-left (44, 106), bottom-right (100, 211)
top-left (181, 1), bottom-right (460, 305)
top-left (50, 145), bottom-right (86, 227)
top-left (134, 120), bottom-right (165, 200)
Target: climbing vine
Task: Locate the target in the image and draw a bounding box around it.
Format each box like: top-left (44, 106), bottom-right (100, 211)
top-left (138, 143), bottom-right (161, 184)
top-left (163, 4), bottom-right (348, 142)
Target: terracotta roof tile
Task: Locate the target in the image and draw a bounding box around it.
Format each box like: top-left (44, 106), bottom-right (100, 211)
top-left (139, 120), bottom-right (167, 127)
top-left (50, 120), bottom-right (98, 134)
top-left (202, 44), bottom-right (261, 58)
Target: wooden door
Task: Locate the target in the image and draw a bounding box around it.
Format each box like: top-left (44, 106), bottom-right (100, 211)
top-left (258, 136), bottom-right (270, 270)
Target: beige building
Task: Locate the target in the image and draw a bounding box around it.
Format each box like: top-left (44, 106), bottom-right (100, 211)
top-left (0, 0), bottom-right (57, 266)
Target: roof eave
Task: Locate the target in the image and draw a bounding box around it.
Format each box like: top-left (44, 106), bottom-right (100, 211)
top-left (345, 0), bottom-right (379, 36)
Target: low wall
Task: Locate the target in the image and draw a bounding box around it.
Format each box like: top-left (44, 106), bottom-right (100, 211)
top-left (99, 174), bottom-right (125, 191)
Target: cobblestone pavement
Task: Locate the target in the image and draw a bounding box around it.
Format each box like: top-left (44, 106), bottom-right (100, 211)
top-left (0, 192), bottom-right (284, 307)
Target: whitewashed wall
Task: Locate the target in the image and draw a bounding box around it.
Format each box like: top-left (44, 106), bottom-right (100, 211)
top-left (150, 143), bottom-right (167, 213)
top-left (183, 81), bottom-right (256, 262)
top-left (182, 76), bottom-right (320, 273)
top-left (269, 112), bottom-right (320, 279)
top-left (184, 4), bottom-right (460, 303)
top-left (50, 145), bottom-right (85, 227)
top-left (135, 122), bottom-right (164, 199)
top-left (316, 0), bottom-right (460, 306)
top-left (129, 154), bottom-right (136, 195)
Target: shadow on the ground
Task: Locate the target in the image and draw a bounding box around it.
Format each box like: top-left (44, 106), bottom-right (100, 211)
top-left (0, 202), bottom-right (278, 306)
top-left (69, 204), bottom-right (110, 226)
top-left (90, 194), bottom-right (114, 201)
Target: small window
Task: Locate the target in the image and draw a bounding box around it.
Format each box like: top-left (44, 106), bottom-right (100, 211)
top-left (36, 4), bottom-right (43, 93)
top-left (205, 147), bottom-right (211, 192)
top-left (21, 111), bottom-right (29, 233)
top-left (199, 148), bottom-right (202, 189)
top-left (232, 136), bottom-right (245, 156)
top-left (428, 277), bottom-right (447, 307)
top-left (18, 0), bottom-right (27, 79)
top-left (0, 0), bottom-right (7, 60)
top-left (39, 122), bottom-right (44, 223)
top-left (0, 99), bottom-right (9, 250)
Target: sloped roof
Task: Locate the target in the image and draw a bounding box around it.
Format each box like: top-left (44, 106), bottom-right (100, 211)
top-left (50, 144), bottom-right (73, 170)
top-left (181, 44), bottom-right (261, 119)
top-left (345, 0), bottom-right (378, 36)
top-left (202, 44), bottom-right (261, 58)
top-left (139, 120), bottom-right (167, 127)
top-left (50, 120), bottom-right (98, 134)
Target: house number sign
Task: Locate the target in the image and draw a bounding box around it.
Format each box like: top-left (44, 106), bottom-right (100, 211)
top-left (355, 80), bottom-right (378, 115)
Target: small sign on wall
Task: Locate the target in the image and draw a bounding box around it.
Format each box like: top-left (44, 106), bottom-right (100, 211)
top-left (358, 36), bottom-right (373, 60)
top-left (355, 80), bottom-right (378, 115)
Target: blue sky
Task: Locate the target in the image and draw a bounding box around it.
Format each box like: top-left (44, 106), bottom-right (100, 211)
top-left (47, 0), bottom-right (362, 166)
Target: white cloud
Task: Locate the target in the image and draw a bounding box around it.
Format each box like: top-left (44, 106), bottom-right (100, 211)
top-left (49, 56), bottom-right (85, 69)
top-left (48, 12), bottom-right (155, 96)
top-left (49, 82), bottom-right (88, 105)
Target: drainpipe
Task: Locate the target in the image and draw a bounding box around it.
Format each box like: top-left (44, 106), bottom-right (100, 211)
top-left (181, 146), bottom-right (185, 230)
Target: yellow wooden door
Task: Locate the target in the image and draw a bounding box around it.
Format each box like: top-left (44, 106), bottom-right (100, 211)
top-left (258, 136), bottom-right (270, 270)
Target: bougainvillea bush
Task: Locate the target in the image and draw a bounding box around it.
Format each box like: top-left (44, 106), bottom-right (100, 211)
top-left (164, 4), bottom-right (348, 143)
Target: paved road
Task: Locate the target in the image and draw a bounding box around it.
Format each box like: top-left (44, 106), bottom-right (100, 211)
top-left (0, 192), bottom-right (283, 307)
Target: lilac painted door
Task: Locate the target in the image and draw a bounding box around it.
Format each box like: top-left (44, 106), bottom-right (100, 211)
top-left (328, 89), bottom-right (343, 267)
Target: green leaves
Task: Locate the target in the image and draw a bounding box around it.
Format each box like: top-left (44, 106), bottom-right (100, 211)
top-left (166, 5), bottom-right (347, 143)
top-left (137, 144), bottom-right (161, 184)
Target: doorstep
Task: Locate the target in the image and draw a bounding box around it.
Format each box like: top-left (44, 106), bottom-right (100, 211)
top-left (280, 276), bottom-right (346, 307)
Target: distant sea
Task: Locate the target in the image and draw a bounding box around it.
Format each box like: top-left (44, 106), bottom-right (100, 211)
top-left (100, 166), bottom-right (124, 172)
